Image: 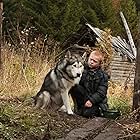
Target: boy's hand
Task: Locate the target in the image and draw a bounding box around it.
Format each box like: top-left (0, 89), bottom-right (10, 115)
top-left (85, 100), bottom-right (92, 107)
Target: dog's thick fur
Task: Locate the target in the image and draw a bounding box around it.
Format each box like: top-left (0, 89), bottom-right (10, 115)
top-left (33, 51), bottom-right (86, 114)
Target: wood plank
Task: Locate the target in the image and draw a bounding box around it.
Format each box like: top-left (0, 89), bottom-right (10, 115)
top-left (93, 122), bottom-right (124, 140)
top-left (58, 117), bottom-right (110, 140)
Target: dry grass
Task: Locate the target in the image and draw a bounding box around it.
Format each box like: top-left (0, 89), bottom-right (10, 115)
top-left (0, 42), bottom-right (61, 99)
top-left (107, 81), bottom-right (133, 115)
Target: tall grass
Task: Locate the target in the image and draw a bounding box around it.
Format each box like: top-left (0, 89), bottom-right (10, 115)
top-left (0, 41), bottom-right (61, 99)
top-left (107, 81), bottom-right (133, 115)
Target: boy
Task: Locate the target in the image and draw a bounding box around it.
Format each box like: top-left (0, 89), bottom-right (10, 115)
top-left (71, 50), bottom-right (109, 118)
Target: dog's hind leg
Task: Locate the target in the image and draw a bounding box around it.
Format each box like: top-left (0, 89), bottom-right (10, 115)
top-left (41, 91), bottom-right (51, 109)
top-left (35, 95), bottom-right (43, 109)
top-left (61, 91), bottom-right (73, 115)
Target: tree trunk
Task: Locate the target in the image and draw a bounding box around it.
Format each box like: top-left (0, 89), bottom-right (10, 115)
top-left (133, 39), bottom-right (140, 110)
top-left (133, 12), bottom-right (140, 110)
top-left (0, 0), bottom-right (3, 70)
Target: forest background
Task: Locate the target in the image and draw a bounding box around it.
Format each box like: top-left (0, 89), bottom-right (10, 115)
top-left (4, 0), bottom-right (139, 45)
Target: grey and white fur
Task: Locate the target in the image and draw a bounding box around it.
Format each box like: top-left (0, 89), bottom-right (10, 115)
top-left (33, 51), bottom-right (86, 114)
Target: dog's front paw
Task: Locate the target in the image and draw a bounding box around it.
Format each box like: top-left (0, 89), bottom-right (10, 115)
top-left (59, 105), bottom-right (67, 112)
top-left (67, 110), bottom-right (74, 115)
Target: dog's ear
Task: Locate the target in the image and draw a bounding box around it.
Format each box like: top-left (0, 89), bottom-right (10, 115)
top-left (82, 52), bottom-right (87, 61)
top-left (65, 50), bottom-right (71, 58)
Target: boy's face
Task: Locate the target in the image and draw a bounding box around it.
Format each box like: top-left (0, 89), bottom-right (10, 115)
top-left (88, 53), bottom-right (100, 69)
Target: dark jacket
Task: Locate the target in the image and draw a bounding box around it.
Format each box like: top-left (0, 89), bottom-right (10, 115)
top-left (79, 66), bottom-right (109, 111)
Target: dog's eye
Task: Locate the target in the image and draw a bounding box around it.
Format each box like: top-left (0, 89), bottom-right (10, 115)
top-left (73, 64), bottom-right (77, 67)
top-left (79, 65), bottom-right (82, 67)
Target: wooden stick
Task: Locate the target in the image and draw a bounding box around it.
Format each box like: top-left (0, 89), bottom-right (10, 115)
top-left (120, 11), bottom-right (136, 58)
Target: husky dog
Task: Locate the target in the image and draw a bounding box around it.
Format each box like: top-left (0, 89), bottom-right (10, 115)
top-left (33, 51), bottom-right (86, 114)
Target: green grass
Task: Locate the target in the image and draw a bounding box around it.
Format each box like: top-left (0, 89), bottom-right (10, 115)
top-left (108, 95), bottom-right (132, 115)
top-left (107, 82), bottom-right (133, 115)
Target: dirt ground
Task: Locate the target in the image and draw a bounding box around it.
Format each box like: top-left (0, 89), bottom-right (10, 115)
top-left (0, 96), bottom-right (140, 140)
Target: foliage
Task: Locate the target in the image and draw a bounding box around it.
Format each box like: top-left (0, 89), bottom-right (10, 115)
top-left (83, 0), bottom-right (122, 36)
top-left (134, 0), bottom-right (140, 11)
top-left (3, 0), bottom-right (138, 45)
top-left (3, 0), bottom-right (31, 43)
top-left (58, 0), bottom-right (85, 41)
top-left (17, 0), bottom-right (85, 42)
top-left (82, 1), bottom-right (100, 26)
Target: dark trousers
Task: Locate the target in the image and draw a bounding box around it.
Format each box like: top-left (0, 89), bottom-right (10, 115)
top-left (70, 85), bottom-right (100, 118)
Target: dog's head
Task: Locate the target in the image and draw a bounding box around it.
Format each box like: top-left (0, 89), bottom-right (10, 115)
top-left (63, 51), bottom-right (86, 79)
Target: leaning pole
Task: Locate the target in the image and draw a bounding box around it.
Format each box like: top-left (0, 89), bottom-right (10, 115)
top-left (120, 11), bottom-right (136, 59)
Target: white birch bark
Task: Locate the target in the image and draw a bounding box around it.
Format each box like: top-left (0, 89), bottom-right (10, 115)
top-left (120, 11), bottom-right (137, 59)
